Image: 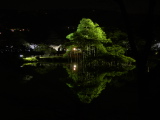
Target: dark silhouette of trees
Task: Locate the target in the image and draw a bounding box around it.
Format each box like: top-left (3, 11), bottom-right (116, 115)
top-left (113, 0), bottom-right (157, 119)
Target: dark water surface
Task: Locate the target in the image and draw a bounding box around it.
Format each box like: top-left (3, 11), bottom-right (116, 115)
top-left (1, 62), bottom-right (138, 120)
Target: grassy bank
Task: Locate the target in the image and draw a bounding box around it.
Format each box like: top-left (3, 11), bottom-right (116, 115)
top-left (22, 56), bottom-right (68, 63)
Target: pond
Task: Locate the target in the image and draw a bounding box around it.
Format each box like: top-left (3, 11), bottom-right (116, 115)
top-left (1, 61), bottom-right (138, 120)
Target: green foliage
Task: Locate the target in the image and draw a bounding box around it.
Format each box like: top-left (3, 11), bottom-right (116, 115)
top-left (23, 57), bottom-right (38, 61)
top-left (34, 44), bottom-right (56, 55)
top-left (65, 18), bottom-right (135, 64)
top-left (66, 18), bottom-right (111, 54)
top-left (63, 45), bottom-right (77, 58)
top-left (106, 45), bottom-right (125, 56)
top-left (107, 29), bottom-right (129, 46)
top-left (22, 62), bottom-right (37, 67)
top-left (63, 61), bottom-right (135, 103)
top-left (34, 44), bottom-right (48, 52)
top-left (65, 68), bottom-right (110, 103)
top-left (76, 18), bottom-right (111, 42)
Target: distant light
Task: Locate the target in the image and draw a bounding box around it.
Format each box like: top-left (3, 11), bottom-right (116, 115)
top-left (73, 64), bottom-right (77, 71)
top-left (155, 52), bottom-right (158, 55)
top-left (73, 48), bottom-right (76, 51)
top-left (20, 55), bottom-right (24, 57)
top-left (0, 32), bottom-right (1, 34)
top-left (29, 44), bottom-right (38, 49)
top-left (10, 29), bottom-right (14, 32)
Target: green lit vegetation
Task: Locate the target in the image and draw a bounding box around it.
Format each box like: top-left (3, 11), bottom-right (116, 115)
top-left (20, 18), bottom-right (136, 104)
top-left (34, 44), bottom-right (57, 56)
top-left (65, 18), bottom-right (111, 56)
top-left (22, 56), bottom-right (67, 63)
top-left (62, 18), bottom-right (136, 103)
top-left (23, 57), bottom-right (38, 61)
top-left (64, 61), bottom-right (135, 103)
top-left (64, 18), bottom-right (135, 65)
top-left (21, 62), bottom-right (37, 67)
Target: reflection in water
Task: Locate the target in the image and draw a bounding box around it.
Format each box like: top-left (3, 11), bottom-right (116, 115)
top-left (64, 60), bottom-right (135, 103)
top-left (20, 60), bottom-right (135, 103)
top-left (23, 75), bottom-right (33, 81)
top-left (22, 75), bottom-right (33, 83)
top-left (20, 62), bottom-right (63, 84)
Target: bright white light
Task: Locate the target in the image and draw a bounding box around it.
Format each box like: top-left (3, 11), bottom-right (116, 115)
top-left (49, 44), bottom-right (61, 51)
top-left (152, 42), bottom-right (160, 50)
top-left (73, 64), bottom-right (77, 70)
top-left (10, 29), bottom-right (14, 32)
top-left (73, 48), bottom-right (76, 51)
top-left (29, 44), bottom-right (38, 49)
top-left (20, 55), bottom-right (23, 57)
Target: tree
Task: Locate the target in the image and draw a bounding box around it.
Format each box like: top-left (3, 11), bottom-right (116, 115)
top-left (34, 44), bottom-right (56, 56)
top-left (66, 18), bottom-right (112, 55)
top-left (64, 60), bottom-right (135, 103)
top-left (65, 18), bottom-right (135, 66)
top-left (105, 28), bottom-right (130, 51)
top-left (112, 0), bottom-right (157, 118)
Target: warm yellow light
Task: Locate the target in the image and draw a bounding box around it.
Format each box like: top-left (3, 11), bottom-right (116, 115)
top-left (73, 48), bottom-right (76, 51)
top-left (73, 64), bottom-right (77, 70)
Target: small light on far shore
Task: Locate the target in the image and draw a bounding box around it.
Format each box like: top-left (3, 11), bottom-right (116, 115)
top-left (20, 55), bottom-right (24, 57)
top-left (73, 64), bottom-right (77, 71)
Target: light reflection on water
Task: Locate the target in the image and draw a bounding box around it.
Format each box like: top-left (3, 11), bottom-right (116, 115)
top-left (63, 61), bottom-right (135, 103)
top-left (20, 61), bottom-right (136, 104)
top-left (1, 61), bottom-right (138, 119)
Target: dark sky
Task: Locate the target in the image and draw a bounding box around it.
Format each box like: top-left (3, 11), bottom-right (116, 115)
top-left (0, 0), bottom-right (160, 42)
top-left (0, 0), bottom-right (160, 33)
top-left (0, 0), bottom-right (159, 14)
top-left (0, 0), bottom-right (160, 34)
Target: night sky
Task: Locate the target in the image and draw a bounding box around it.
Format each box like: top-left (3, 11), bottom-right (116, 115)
top-left (0, 0), bottom-right (160, 42)
top-left (0, 0), bottom-right (159, 14)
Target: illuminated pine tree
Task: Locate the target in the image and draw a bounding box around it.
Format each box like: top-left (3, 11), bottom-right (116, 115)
top-left (65, 18), bottom-right (135, 65)
top-left (66, 18), bottom-right (112, 55)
